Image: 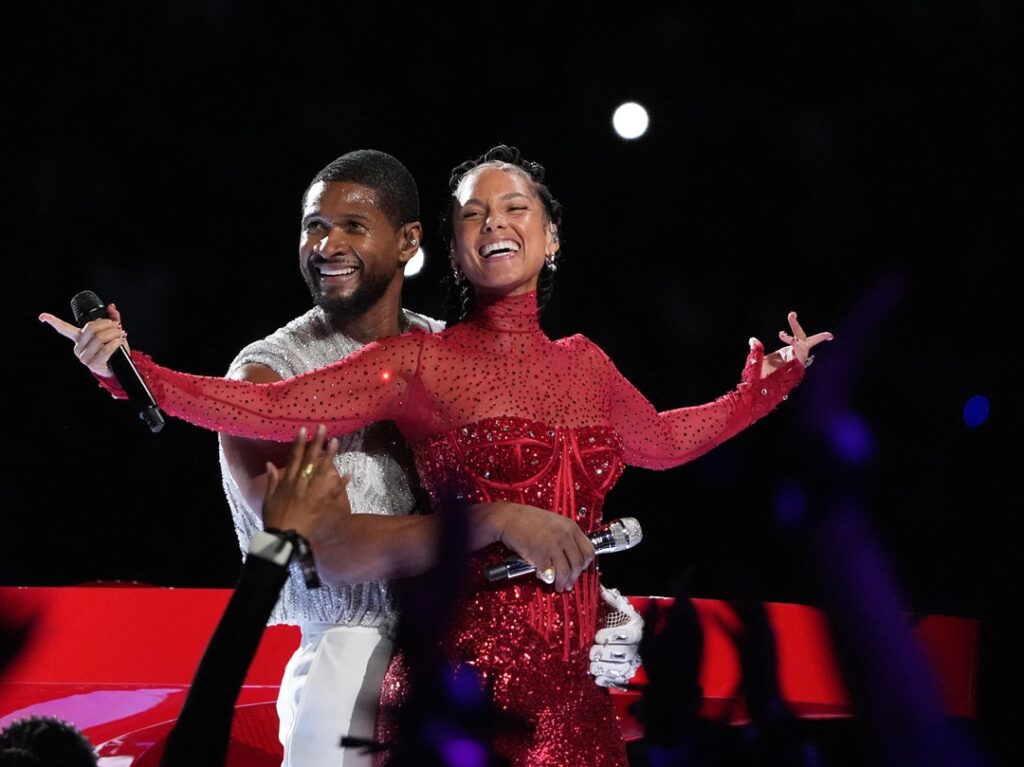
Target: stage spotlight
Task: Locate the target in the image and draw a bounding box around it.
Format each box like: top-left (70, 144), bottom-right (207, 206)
top-left (612, 101), bottom-right (649, 140)
top-left (406, 247), bottom-right (425, 277)
top-left (962, 394), bottom-right (989, 428)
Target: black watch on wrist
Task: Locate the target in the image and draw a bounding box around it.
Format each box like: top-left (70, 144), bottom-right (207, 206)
top-left (249, 529), bottom-right (294, 566)
top-left (256, 527), bottom-right (322, 589)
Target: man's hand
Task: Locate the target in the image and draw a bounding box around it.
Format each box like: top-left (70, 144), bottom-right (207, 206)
top-left (39, 303), bottom-right (127, 378)
top-left (590, 586), bottom-right (643, 689)
top-left (263, 424), bottom-right (352, 542)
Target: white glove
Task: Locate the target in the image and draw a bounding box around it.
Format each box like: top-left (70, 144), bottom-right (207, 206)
top-left (589, 585), bottom-right (644, 689)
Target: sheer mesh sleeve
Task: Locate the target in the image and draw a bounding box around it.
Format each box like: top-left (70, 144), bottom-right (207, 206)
top-left (95, 331), bottom-right (427, 442)
top-left (593, 338), bottom-right (805, 470)
top-left (89, 292), bottom-right (804, 462)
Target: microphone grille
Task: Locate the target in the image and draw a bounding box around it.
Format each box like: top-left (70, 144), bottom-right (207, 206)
top-left (70, 290), bottom-right (105, 325)
top-left (618, 517), bottom-right (642, 546)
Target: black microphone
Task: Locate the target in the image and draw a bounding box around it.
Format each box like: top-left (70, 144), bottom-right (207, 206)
top-left (484, 517), bottom-right (642, 582)
top-left (71, 290), bottom-right (165, 433)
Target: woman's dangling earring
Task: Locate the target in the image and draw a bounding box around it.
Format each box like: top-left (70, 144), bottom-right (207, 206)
top-left (545, 226), bottom-right (560, 272)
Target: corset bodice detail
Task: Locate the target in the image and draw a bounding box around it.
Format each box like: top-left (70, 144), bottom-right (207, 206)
top-left (410, 415), bottom-right (625, 658)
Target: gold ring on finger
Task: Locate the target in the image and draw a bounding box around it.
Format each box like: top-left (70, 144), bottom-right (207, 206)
top-left (302, 463), bottom-right (315, 478)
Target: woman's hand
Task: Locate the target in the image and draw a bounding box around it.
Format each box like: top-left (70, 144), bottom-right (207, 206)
top-left (760, 310), bottom-right (833, 377)
top-left (39, 303), bottom-right (127, 378)
top-left (489, 502), bottom-right (596, 593)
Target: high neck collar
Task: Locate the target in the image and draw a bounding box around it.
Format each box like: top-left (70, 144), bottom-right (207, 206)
top-left (468, 290), bottom-right (542, 334)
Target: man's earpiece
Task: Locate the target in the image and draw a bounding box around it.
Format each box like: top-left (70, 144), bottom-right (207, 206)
top-left (404, 226), bottom-right (419, 249)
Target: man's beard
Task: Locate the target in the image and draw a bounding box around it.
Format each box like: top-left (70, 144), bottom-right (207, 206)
top-left (306, 266), bottom-right (395, 321)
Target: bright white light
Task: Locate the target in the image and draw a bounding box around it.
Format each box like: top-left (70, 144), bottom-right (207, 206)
top-left (612, 102), bottom-right (649, 140)
top-left (406, 247), bottom-right (425, 277)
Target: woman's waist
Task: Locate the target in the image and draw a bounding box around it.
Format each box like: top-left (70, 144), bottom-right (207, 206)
top-left (452, 561), bottom-right (602, 650)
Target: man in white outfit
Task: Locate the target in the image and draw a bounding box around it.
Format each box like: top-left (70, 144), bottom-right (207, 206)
top-left (218, 149), bottom-right (643, 766)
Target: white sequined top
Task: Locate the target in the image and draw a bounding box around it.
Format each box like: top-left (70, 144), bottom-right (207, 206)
top-left (218, 306), bottom-right (444, 628)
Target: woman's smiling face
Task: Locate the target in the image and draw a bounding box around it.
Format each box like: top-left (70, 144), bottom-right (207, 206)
top-left (451, 164), bottom-right (558, 298)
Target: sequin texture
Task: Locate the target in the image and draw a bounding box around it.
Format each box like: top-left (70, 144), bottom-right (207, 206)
top-left (218, 306), bottom-right (442, 629)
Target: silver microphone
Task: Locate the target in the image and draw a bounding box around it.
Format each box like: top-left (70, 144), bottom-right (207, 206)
top-left (484, 517), bottom-right (643, 582)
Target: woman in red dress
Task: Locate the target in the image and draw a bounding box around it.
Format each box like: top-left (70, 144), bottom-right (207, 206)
top-left (42, 145), bottom-right (831, 766)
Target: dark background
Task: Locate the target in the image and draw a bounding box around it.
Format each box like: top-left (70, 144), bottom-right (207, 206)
top-left (9, 1), bottom-right (1018, 763)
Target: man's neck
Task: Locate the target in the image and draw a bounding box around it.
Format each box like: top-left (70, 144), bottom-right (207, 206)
top-left (326, 280), bottom-right (406, 344)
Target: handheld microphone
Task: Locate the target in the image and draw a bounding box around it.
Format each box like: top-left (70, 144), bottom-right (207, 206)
top-left (484, 517), bottom-right (642, 582)
top-left (71, 290), bottom-right (165, 433)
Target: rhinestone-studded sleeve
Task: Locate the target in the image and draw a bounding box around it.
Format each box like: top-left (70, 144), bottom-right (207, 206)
top-left (97, 331), bottom-right (427, 442)
top-left (90, 292), bottom-right (804, 467)
top-left (590, 337), bottom-right (805, 470)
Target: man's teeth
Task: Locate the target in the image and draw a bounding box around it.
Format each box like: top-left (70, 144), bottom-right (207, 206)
top-left (320, 266), bottom-right (358, 276)
top-left (481, 241), bottom-right (520, 258)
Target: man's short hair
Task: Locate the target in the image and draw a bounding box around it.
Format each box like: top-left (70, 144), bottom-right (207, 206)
top-left (305, 149), bottom-right (419, 228)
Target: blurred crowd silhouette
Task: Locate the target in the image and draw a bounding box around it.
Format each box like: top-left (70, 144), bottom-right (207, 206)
top-left (0, 715), bottom-right (99, 767)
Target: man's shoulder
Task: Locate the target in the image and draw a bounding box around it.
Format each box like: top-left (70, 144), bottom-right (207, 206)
top-left (403, 308), bottom-right (445, 334)
top-left (228, 307), bottom-right (441, 377)
top-left (228, 308), bottom-right (337, 377)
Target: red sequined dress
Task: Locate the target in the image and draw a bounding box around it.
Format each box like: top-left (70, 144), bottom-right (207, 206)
top-left (103, 290), bottom-right (804, 767)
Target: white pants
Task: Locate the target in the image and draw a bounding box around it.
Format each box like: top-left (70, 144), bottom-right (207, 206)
top-left (277, 623), bottom-right (393, 767)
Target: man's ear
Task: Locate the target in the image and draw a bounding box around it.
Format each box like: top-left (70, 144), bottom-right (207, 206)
top-left (398, 222), bottom-right (423, 264)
